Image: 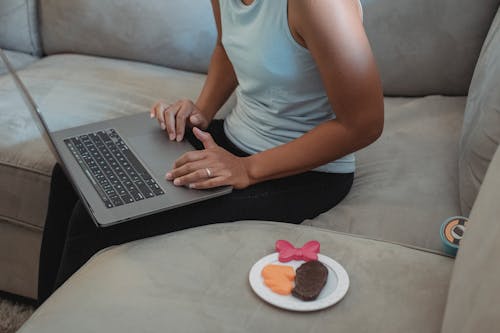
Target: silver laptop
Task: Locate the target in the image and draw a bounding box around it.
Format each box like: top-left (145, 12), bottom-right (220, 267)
top-left (0, 50), bottom-right (231, 227)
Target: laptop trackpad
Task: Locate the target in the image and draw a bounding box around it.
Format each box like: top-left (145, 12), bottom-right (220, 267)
top-left (126, 130), bottom-right (195, 180)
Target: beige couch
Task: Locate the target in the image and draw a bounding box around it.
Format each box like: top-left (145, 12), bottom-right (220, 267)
top-left (1, 0), bottom-right (499, 304)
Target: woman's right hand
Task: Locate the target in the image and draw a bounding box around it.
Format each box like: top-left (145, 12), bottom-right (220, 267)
top-left (150, 99), bottom-right (210, 142)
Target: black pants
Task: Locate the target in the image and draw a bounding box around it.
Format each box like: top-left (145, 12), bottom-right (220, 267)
top-left (38, 120), bottom-right (353, 304)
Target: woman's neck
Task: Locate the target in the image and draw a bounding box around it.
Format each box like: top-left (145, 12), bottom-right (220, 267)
top-left (241, 0), bottom-right (255, 6)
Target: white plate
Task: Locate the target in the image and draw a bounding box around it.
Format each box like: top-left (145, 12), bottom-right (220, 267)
top-left (249, 253), bottom-right (349, 312)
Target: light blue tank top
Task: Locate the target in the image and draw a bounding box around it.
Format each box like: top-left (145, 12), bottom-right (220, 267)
top-left (220, 0), bottom-right (356, 173)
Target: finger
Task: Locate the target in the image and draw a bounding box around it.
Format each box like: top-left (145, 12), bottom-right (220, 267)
top-left (164, 103), bottom-right (181, 140)
top-left (151, 101), bottom-right (166, 119)
top-left (189, 113), bottom-right (202, 127)
top-left (156, 103), bottom-right (167, 130)
top-left (150, 103), bottom-right (158, 118)
top-left (172, 150), bottom-right (206, 170)
top-left (189, 176), bottom-right (225, 190)
top-left (189, 111), bottom-right (208, 129)
top-left (172, 168), bottom-right (214, 187)
top-left (167, 160), bottom-right (206, 180)
top-left (193, 127), bottom-right (217, 149)
top-left (175, 103), bottom-right (192, 142)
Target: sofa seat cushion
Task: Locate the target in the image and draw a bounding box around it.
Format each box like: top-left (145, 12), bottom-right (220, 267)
top-left (0, 49), bottom-right (39, 76)
top-left (18, 222), bottom-right (453, 333)
top-left (304, 96), bottom-right (466, 252)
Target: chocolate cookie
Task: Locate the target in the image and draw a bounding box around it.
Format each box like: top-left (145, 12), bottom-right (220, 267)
top-left (292, 260), bottom-right (328, 301)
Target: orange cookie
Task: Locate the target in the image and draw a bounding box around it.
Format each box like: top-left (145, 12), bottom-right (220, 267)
top-left (261, 264), bottom-right (296, 295)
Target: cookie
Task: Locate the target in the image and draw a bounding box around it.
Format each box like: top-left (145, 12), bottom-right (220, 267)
top-left (261, 264), bottom-right (296, 295)
top-left (292, 260), bottom-right (328, 301)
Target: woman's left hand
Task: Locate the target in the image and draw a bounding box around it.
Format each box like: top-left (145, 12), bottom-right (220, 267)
top-left (166, 127), bottom-right (251, 190)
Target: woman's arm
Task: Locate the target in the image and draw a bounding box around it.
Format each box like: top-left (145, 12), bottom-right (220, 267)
top-left (168, 0), bottom-right (383, 189)
top-left (196, 0), bottom-right (238, 120)
top-left (242, 0), bottom-right (384, 183)
top-left (151, 0), bottom-right (238, 141)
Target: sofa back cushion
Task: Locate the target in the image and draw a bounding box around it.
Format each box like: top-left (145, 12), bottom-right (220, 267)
top-left (39, 0), bottom-right (499, 94)
top-left (458, 8), bottom-right (500, 216)
top-left (441, 146), bottom-right (500, 333)
top-left (360, 0), bottom-right (499, 96)
top-left (40, 0), bottom-right (216, 73)
top-left (0, 0), bottom-right (41, 55)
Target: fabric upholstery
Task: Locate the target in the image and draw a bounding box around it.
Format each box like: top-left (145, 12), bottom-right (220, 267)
top-left (0, 54), bottom-right (234, 299)
top-left (0, 0), bottom-right (41, 56)
top-left (18, 222), bottom-right (453, 333)
top-left (40, 0), bottom-right (217, 73)
top-left (442, 147), bottom-right (500, 333)
top-left (0, 49), bottom-right (39, 76)
top-left (360, 0), bottom-right (499, 96)
top-left (458, 8), bottom-right (500, 216)
top-left (0, 220), bottom-right (41, 299)
top-left (303, 96), bottom-right (466, 252)
top-left (39, 0), bottom-right (499, 95)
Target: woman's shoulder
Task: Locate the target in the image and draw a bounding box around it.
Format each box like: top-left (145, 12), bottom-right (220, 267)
top-left (288, 0), bottom-right (362, 26)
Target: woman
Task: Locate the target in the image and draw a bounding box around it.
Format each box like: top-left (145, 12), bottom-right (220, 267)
top-left (38, 0), bottom-right (383, 303)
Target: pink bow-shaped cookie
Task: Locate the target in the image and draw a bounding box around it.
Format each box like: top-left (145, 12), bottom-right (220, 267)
top-left (275, 240), bottom-right (320, 262)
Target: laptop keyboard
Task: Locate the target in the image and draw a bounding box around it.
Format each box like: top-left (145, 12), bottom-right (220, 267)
top-left (64, 128), bottom-right (165, 209)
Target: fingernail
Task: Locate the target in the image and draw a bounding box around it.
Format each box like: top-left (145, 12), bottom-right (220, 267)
top-left (173, 179), bottom-right (181, 186)
top-left (150, 113), bottom-right (154, 118)
top-left (191, 115), bottom-right (199, 123)
top-left (176, 136), bottom-right (182, 142)
top-left (165, 173), bottom-right (173, 180)
top-left (169, 134), bottom-right (176, 141)
top-left (189, 184), bottom-right (196, 189)
top-left (161, 123), bottom-right (166, 130)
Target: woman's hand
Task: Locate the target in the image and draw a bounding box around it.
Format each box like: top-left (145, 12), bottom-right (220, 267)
top-left (150, 99), bottom-right (210, 142)
top-left (166, 127), bottom-right (251, 190)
